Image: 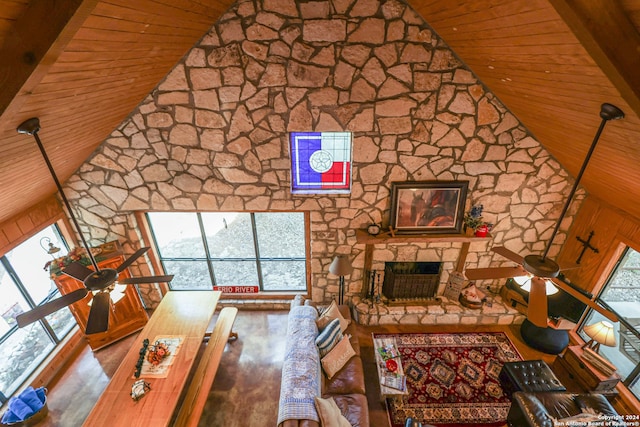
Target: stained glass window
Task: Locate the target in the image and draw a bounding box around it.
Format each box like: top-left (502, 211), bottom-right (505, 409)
top-left (290, 132), bottom-right (352, 194)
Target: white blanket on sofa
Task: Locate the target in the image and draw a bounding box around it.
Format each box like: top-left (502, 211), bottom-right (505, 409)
top-left (277, 304), bottom-right (321, 426)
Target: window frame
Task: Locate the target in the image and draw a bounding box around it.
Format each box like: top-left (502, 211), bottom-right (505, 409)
top-left (0, 223), bottom-right (75, 403)
top-left (144, 211), bottom-right (311, 298)
top-left (577, 243), bottom-right (640, 399)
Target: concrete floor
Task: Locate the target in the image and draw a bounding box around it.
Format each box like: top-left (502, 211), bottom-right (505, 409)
top-left (35, 310), bottom-right (563, 427)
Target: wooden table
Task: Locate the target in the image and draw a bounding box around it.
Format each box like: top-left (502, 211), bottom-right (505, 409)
top-left (372, 335), bottom-right (408, 400)
top-left (555, 345), bottom-right (621, 394)
top-left (83, 290), bottom-right (221, 427)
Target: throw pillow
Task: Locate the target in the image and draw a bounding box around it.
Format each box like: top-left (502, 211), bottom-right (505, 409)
top-left (314, 396), bottom-right (351, 427)
top-left (316, 319), bottom-right (342, 357)
top-left (316, 318), bottom-right (342, 357)
top-left (321, 335), bottom-right (356, 379)
top-left (317, 300), bottom-right (350, 333)
top-left (316, 315), bottom-right (332, 332)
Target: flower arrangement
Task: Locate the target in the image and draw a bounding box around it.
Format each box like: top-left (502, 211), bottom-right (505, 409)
top-left (43, 247), bottom-right (92, 278)
top-left (463, 204), bottom-right (494, 236)
top-left (146, 340), bottom-right (171, 366)
top-left (463, 204), bottom-right (485, 231)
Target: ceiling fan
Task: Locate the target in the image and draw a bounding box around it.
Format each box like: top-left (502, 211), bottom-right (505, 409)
top-left (465, 103), bottom-right (624, 328)
top-left (15, 117), bottom-right (174, 335)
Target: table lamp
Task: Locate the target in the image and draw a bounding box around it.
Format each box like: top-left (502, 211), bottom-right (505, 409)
top-left (329, 255), bottom-right (353, 305)
top-left (582, 320), bottom-right (616, 353)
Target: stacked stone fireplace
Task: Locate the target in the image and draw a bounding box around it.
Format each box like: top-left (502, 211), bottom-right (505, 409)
top-left (382, 261), bottom-right (442, 302)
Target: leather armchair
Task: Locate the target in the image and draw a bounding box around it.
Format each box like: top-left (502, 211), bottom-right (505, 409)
top-left (507, 392), bottom-right (624, 427)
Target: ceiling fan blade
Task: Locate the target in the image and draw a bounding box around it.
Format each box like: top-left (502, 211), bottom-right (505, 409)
top-left (464, 266), bottom-right (528, 281)
top-left (16, 288), bottom-right (88, 327)
top-left (62, 262), bottom-right (94, 282)
top-left (119, 275), bottom-right (174, 284)
top-left (559, 262), bottom-right (580, 271)
top-left (492, 247), bottom-right (525, 264)
top-left (85, 292), bottom-right (111, 335)
top-left (527, 277), bottom-right (549, 327)
top-left (550, 277), bottom-right (619, 323)
top-left (116, 247), bottom-right (150, 273)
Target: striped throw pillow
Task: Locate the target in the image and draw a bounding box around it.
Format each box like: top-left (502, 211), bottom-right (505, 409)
top-left (315, 318), bottom-right (342, 357)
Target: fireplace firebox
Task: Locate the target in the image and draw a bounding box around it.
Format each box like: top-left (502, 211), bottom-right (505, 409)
top-left (382, 261), bottom-right (442, 301)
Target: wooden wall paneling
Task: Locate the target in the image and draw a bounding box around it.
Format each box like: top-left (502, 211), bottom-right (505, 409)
top-left (547, 0), bottom-right (640, 117)
top-left (559, 197), bottom-right (618, 291)
top-left (559, 196), bottom-right (640, 296)
top-left (0, 195), bottom-right (63, 256)
top-left (0, 0), bottom-right (99, 126)
top-left (0, 229), bottom-right (9, 250)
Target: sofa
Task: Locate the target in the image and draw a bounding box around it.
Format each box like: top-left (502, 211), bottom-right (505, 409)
top-left (507, 391), bottom-right (625, 426)
top-left (277, 295), bottom-right (369, 427)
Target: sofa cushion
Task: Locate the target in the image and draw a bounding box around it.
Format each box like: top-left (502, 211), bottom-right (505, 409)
top-left (316, 318), bottom-right (342, 357)
top-left (321, 335), bottom-right (356, 379)
top-left (314, 397), bottom-right (351, 427)
top-left (318, 300), bottom-right (350, 332)
top-left (323, 354), bottom-right (366, 395)
top-left (330, 393), bottom-right (370, 427)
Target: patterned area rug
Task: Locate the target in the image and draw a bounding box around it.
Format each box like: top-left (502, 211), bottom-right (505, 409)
top-left (375, 332), bottom-right (523, 427)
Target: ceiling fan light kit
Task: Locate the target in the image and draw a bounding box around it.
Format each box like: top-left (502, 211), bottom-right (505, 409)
top-left (16, 118), bottom-right (174, 335)
top-left (465, 103), bottom-right (623, 329)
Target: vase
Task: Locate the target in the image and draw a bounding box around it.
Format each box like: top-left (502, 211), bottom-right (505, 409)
top-left (475, 225), bottom-right (488, 237)
top-left (465, 227), bottom-right (475, 236)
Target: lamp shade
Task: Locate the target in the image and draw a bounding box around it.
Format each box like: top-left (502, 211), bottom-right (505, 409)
top-left (329, 255), bottom-right (353, 276)
top-left (584, 321), bottom-right (616, 347)
top-left (514, 275), bottom-right (559, 295)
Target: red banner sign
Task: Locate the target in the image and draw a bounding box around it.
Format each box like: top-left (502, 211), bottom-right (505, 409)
top-left (213, 286), bottom-right (259, 294)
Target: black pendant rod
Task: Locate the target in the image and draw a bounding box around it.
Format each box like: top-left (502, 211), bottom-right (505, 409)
top-left (17, 118), bottom-right (101, 272)
top-left (540, 103), bottom-right (624, 261)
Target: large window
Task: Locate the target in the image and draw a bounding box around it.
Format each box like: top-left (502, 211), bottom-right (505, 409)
top-left (578, 246), bottom-right (640, 399)
top-left (147, 212), bottom-right (308, 292)
top-left (0, 226), bottom-right (75, 402)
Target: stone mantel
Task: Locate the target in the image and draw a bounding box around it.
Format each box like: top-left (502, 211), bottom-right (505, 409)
top-left (355, 229), bottom-right (492, 245)
top-left (351, 294), bottom-right (525, 326)
top-left (356, 229), bottom-right (493, 297)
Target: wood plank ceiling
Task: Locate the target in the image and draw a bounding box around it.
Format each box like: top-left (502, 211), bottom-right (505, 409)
top-left (0, 0), bottom-right (638, 226)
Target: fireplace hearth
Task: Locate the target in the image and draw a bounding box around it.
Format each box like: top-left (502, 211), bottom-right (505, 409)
top-left (382, 262), bottom-right (442, 302)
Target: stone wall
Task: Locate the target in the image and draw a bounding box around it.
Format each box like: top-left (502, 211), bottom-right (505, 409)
top-left (63, 0), bottom-right (581, 307)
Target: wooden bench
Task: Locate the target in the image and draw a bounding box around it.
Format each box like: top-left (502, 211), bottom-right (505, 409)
top-left (173, 307), bottom-right (238, 427)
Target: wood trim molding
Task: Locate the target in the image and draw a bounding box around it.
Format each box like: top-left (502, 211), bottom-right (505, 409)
top-left (0, 0), bottom-right (99, 130)
top-left (0, 195), bottom-right (63, 257)
top-left (548, 0), bottom-right (640, 117)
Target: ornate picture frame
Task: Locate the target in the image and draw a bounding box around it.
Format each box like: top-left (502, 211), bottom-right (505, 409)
top-left (389, 180), bottom-right (468, 234)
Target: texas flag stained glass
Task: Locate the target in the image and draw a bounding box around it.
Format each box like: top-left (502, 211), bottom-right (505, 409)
top-left (290, 132), bottom-right (352, 194)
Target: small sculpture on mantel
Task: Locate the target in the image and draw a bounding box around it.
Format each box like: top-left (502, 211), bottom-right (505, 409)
top-left (459, 282), bottom-right (486, 309)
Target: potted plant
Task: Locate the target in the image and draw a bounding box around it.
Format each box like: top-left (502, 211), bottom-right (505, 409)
top-left (463, 204), bottom-right (492, 237)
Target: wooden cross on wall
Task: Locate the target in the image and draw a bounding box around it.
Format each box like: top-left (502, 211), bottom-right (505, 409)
top-left (575, 230), bottom-right (599, 264)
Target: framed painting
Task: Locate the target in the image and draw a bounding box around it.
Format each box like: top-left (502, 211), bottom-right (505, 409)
top-left (389, 181), bottom-right (468, 234)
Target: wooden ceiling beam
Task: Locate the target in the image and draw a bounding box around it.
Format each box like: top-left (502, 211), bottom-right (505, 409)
top-left (548, 0), bottom-right (640, 117)
top-left (0, 0), bottom-right (99, 132)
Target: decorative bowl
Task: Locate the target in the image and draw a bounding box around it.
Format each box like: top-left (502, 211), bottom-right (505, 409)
top-left (386, 359), bottom-right (398, 372)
